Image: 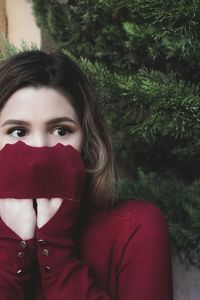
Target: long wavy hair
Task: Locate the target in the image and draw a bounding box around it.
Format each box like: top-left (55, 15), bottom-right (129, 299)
top-left (0, 50), bottom-right (117, 209)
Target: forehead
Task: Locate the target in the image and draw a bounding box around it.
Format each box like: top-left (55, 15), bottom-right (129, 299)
top-left (0, 86), bottom-right (79, 123)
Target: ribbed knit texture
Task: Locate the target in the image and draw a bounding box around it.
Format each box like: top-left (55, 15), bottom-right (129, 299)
top-left (0, 141), bottom-right (86, 199)
top-left (0, 142), bottom-right (173, 300)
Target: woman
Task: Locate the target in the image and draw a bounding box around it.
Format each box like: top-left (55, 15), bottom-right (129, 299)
top-left (0, 50), bottom-right (173, 299)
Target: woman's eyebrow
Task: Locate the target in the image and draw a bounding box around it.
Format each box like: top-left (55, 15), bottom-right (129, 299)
top-left (1, 117), bottom-right (78, 127)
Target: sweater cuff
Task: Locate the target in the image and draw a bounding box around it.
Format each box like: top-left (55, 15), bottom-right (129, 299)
top-left (35, 231), bottom-right (75, 277)
top-left (35, 199), bottom-right (79, 275)
top-left (0, 217), bottom-right (36, 277)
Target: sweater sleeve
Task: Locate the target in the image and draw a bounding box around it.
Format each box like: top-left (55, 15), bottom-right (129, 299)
top-left (0, 217), bottom-right (36, 300)
top-left (35, 200), bottom-right (112, 300)
top-left (117, 203), bottom-right (173, 300)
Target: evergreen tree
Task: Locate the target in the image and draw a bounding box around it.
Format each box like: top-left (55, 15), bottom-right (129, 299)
top-left (29, 0), bottom-right (200, 266)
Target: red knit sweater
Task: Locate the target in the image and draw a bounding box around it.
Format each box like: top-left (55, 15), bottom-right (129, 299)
top-left (0, 142), bottom-right (173, 299)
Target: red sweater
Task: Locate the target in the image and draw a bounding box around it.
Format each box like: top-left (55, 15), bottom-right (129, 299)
top-left (0, 200), bottom-right (173, 300)
top-left (0, 142), bottom-right (173, 299)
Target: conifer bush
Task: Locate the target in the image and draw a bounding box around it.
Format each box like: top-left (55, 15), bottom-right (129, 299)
top-left (28, 0), bottom-right (200, 266)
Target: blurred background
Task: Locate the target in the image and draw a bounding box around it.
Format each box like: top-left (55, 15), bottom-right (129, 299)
top-left (0, 0), bottom-right (40, 49)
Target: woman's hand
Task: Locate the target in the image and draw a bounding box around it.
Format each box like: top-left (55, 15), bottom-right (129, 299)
top-left (0, 199), bottom-right (36, 240)
top-left (36, 198), bottom-right (63, 228)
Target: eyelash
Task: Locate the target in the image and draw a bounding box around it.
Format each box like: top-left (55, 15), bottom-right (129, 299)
top-left (7, 126), bottom-right (73, 137)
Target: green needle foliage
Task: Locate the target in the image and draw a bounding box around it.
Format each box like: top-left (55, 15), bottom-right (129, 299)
top-left (31, 0), bottom-right (200, 80)
top-left (7, 0), bottom-right (200, 266)
top-left (64, 53), bottom-right (200, 266)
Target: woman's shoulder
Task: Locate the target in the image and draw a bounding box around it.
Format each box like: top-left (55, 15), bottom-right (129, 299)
top-left (84, 199), bottom-right (168, 235)
top-left (80, 199), bottom-right (170, 253)
top-left (92, 199), bottom-right (165, 221)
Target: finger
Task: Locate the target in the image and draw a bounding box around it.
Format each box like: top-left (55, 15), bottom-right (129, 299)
top-left (36, 198), bottom-right (49, 212)
top-left (50, 197), bottom-right (63, 210)
top-left (36, 198), bottom-right (63, 228)
top-left (36, 198), bottom-right (63, 212)
top-left (0, 198), bottom-right (36, 239)
top-left (2, 198), bottom-right (35, 216)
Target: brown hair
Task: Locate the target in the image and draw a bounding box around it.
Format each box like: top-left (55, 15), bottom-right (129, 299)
top-left (0, 50), bottom-right (117, 208)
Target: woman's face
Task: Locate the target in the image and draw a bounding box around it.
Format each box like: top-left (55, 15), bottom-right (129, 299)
top-left (0, 87), bottom-right (82, 151)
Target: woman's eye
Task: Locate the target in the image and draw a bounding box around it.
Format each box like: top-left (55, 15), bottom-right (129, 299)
top-left (52, 127), bottom-right (71, 136)
top-left (8, 128), bottom-right (27, 137)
